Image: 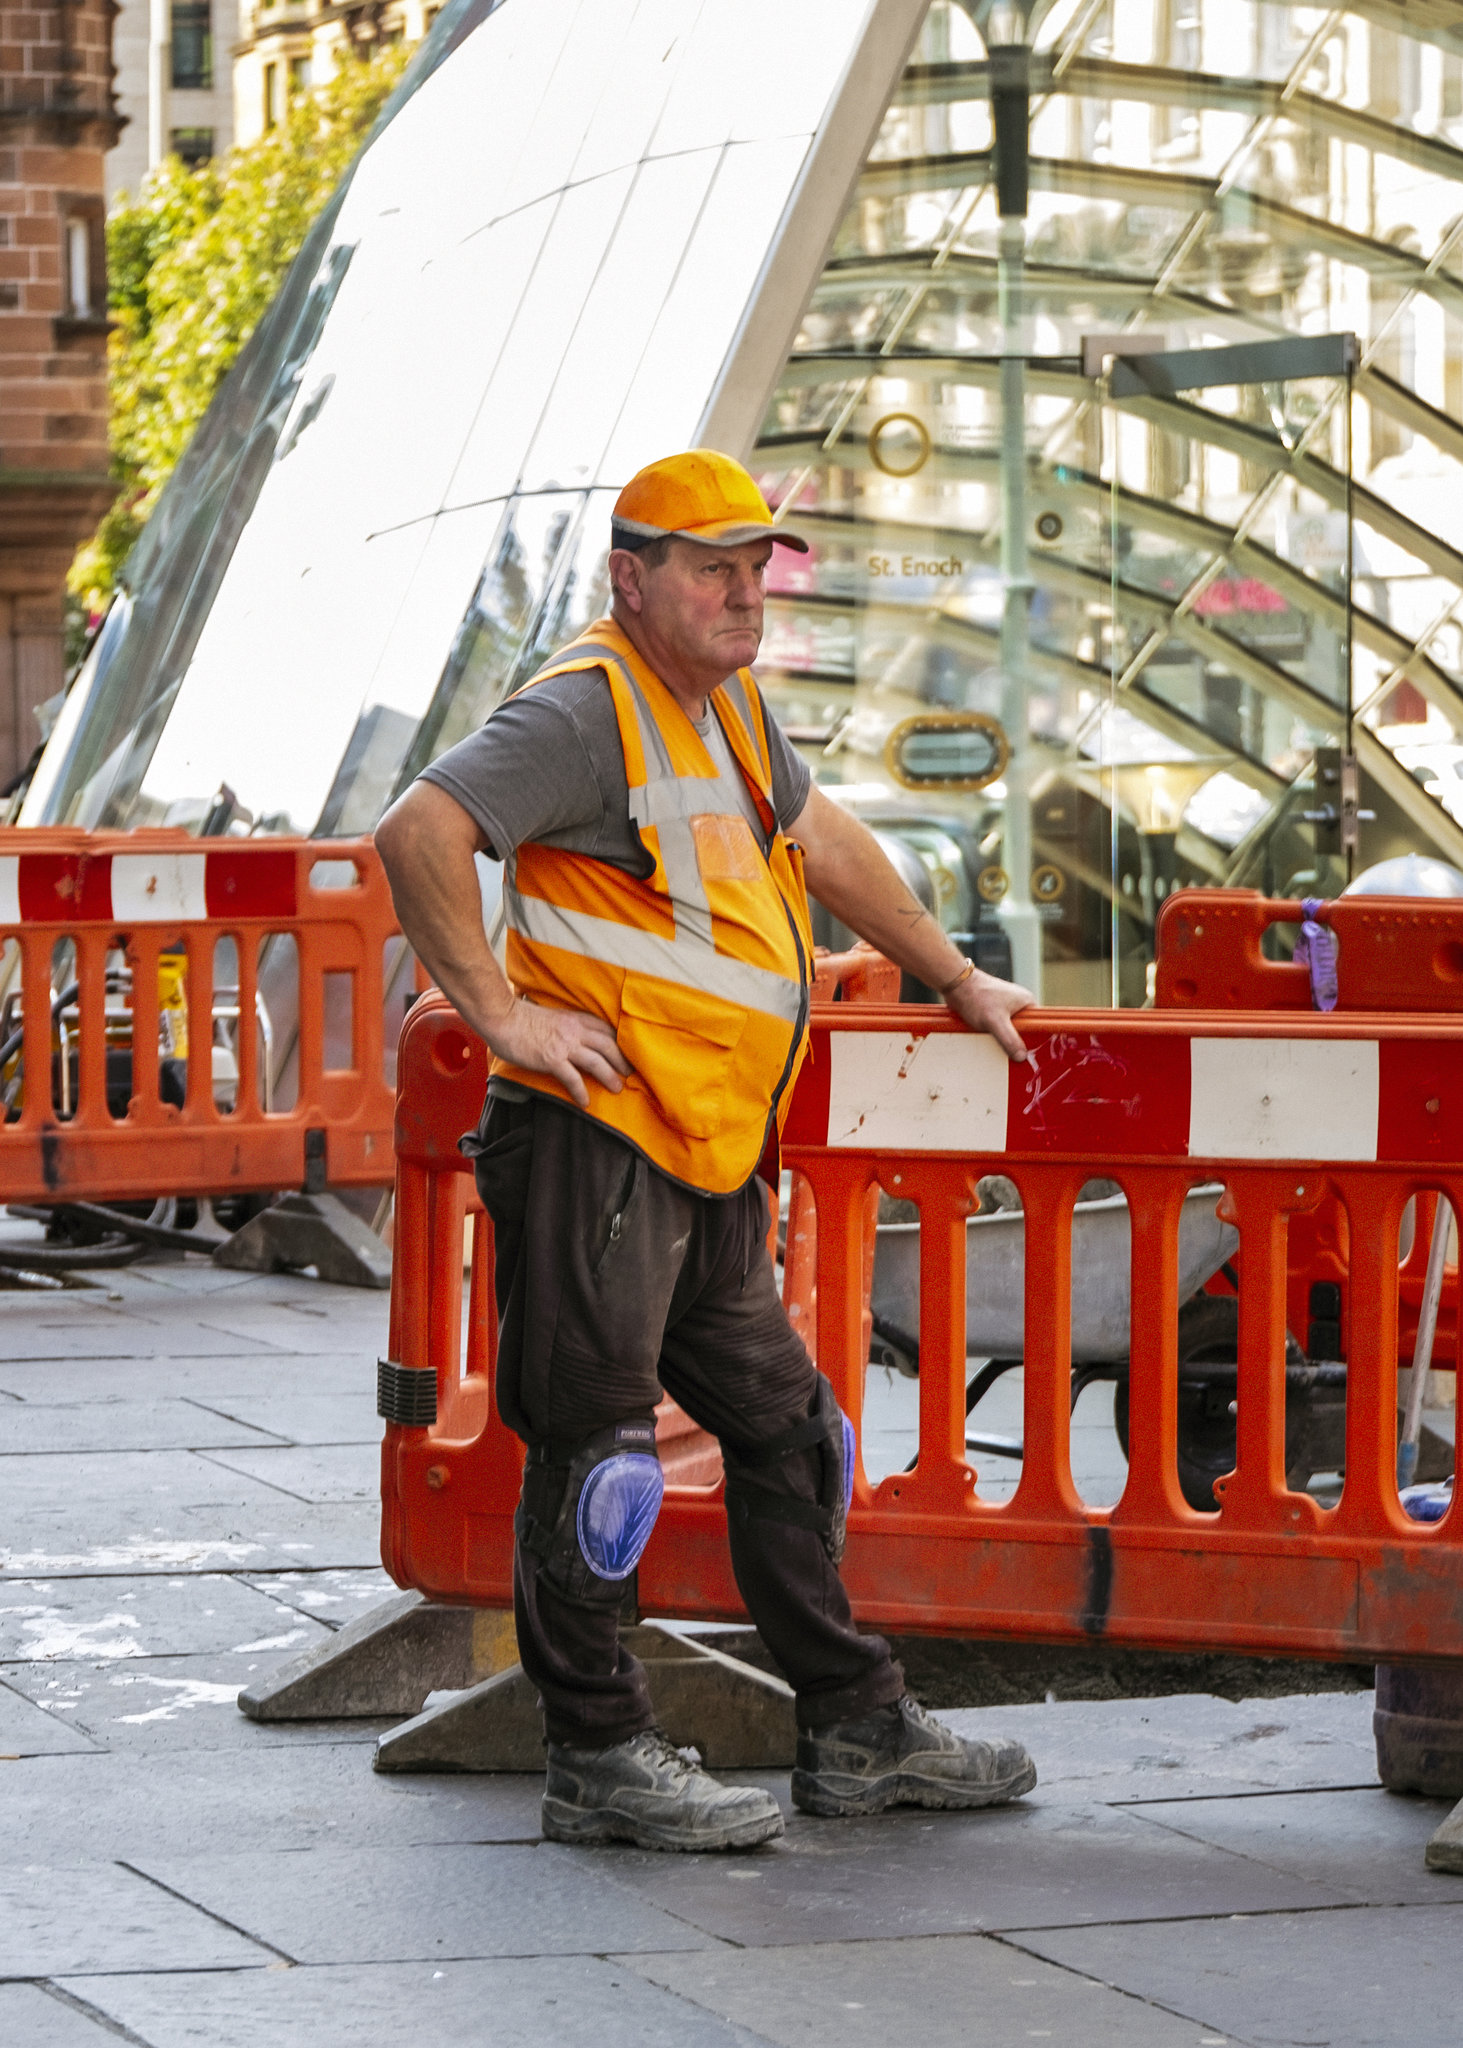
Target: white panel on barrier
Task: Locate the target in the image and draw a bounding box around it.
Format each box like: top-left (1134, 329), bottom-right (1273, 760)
top-left (111, 853), bottom-right (210, 925)
top-left (826, 1029), bottom-right (1009, 1153)
top-left (1188, 1037), bottom-right (1380, 1162)
top-left (0, 858), bottom-right (20, 926)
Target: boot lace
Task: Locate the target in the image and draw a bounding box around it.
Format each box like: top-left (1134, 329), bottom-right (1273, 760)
top-left (635, 1726), bottom-right (704, 1785)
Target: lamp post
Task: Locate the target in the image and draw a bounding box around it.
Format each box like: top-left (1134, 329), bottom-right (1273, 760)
top-left (966, 0), bottom-right (1054, 997)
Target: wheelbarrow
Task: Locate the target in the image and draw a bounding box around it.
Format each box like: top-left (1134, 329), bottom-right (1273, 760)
top-left (868, 1184), bottom-right (1351, 1510)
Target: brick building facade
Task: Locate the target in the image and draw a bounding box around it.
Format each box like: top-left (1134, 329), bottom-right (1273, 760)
top-left (1, 1), bottom-right (121, 791)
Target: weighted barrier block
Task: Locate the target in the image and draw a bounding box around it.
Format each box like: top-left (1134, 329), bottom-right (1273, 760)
top-left (373, 1665), bottom-right (544, 1772)
top-left (372, 1623), bottom-right (797, 1773)
top-left (214, 1191), bottom-right (392, 1290)
top-left (237, 1593), bottom-right (517, 1721)
top-left (1426, 1798), bottom-right (1463, 1874)
top-left (1374, 1662), bottom-right (1463, 1798)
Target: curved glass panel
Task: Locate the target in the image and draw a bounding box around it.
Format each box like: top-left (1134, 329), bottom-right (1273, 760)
top-left (30, 0), bottom-right (887, 832)
top-left (752, 0), bottom-right (1463, 1003)
top-left (31, 0), bottom-right (1463, 1009)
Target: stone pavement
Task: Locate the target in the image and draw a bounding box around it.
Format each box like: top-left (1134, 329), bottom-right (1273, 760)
top-left (2, 1251), bottom-right (1462, 2047)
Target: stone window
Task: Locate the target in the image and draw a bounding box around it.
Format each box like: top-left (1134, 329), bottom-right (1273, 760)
top-left (171, 127), bottom-right (216, 167)
top-left (171, 2), bottom-right (214, 90)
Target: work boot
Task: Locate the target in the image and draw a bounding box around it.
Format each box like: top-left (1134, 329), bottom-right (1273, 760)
top-left (542, 1727), bottom-right (785, 1852)
top-left (792, 1695), bottom-right (1037, 1818)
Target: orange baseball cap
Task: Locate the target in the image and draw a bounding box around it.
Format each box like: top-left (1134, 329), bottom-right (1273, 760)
top-left (612, 448), bottom-right (809, 553)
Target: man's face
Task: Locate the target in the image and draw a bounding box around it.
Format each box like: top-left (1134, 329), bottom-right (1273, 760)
top-left (617, 536), bottom-right (773, 682)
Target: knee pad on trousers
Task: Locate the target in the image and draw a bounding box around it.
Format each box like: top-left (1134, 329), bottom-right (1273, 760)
top-left (515, 1417), bottom-right (663, 1603)
top-left (722, 1371), bottom-right (855, 1565)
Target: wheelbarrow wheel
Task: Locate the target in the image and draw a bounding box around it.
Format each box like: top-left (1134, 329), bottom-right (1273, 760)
top-left (1112, 1294), bottom-right (1311, 1511)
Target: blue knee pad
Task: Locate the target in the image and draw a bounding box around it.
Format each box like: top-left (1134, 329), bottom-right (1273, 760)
top-left (576, 1451), bottom-right (665, 1582)
top-left (721, 1372), bottom-right (857, 1565)
top-left (840, 1408), bottom-right (856, 1519)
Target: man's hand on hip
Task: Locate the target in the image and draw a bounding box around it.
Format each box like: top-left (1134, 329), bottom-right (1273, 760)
top-left (486, 997), bottom-right (632, 1110)
top-left (375, 783), bottom-right (633, 1111)
top-left (945, 968), bottom-right (1033, 1061)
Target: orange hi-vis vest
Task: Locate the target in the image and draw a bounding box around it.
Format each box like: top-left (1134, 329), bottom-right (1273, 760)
top-left (492, 616), bottom-right (814, 1195)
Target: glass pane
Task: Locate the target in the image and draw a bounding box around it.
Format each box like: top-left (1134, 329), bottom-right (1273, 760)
top-left (26, 0), bottom-right (1463, 1026)
top-left (27, 0), bottom-right (873, 837)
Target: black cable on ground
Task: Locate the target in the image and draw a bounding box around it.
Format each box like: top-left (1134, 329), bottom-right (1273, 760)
top-left (28, 1200), bottom-right (229, 1255)
top-left (0, 1237), bottom-right (146, 1271)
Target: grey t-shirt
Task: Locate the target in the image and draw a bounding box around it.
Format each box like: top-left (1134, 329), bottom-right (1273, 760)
top-left (420, 664), bottom-right (812, 871)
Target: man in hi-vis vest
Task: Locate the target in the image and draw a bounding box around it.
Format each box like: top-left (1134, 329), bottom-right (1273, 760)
top-left (378, 450), bottom-right (1038, 1853)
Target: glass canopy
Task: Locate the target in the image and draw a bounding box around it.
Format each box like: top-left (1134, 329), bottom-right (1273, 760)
top-left (29, 0), bottom-right (1463, 1006)
top-left (749, 0), bottom-right (1463, 1003)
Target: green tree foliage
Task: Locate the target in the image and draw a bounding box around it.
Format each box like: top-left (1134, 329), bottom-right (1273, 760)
top-left (71, 43), bottom-right (411, 617)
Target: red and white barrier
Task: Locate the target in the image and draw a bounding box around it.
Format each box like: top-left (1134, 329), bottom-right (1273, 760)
top-left (0, 847), bottom-right (299, 927)
top-left (786, 1021), bottom-right (1459, 1167)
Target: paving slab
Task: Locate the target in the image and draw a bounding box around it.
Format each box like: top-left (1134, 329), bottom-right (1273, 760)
top-left (1019, 1901), bottom-right (1463, 2048)
top-left (937, 1692), bottom-right (1381, 1803)
top-left (0, 1572), bottom-right (335, 1663)
top-left (1133, 1787), bottom-right (1455, 1907)
top-left (597, 1797), bottom-right (1355, 1947)
top-left (1, 1746), bottom-right (545, 1862)
top-left (0, 1678), bottom-right (100, 1756)
top-left (68, 1956), bottom-right (767, 2048)
top-left (0, 1860), bottom-right (268, 1977)
top-left (186, 1388), bottom-right (383, 1444)
top-left (117, 1266), bottom-right (301, 1299)
top-left (0, 1350), bottom-right (386, 1407)
top-left (199, 1442), bottom-right (379, 1502)
top-left (2, 1256), bottom-right (1449, 2048)
top-left (6, 1652), bottom-right (384, 1751)
top-left (192, 1297), bottom-right (389, 1353)
top-left (0, 1302), bottom-right (281, 1362)
top-left (0, 1450), bottom-right (380, 1575)
top-left (241, 1566), bottom-right (397, 1626)
top-left (628, 1933), bottom-right (1246, 2048)
top-left (0, 1397), bottom-right (286, 1454)
top-left (0, 1982), bottom-right (127, 2044)
top-left (864, 1364), bottom-right (1133, 1508)
top-left (129, 1843), bottom-right (723, 1963)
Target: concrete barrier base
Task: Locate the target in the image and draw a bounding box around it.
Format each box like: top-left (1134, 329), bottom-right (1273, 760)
top-left (372, 1623), bottom-right (797, 1774)
top-left (237, 1592), bottom-right (518, 1722)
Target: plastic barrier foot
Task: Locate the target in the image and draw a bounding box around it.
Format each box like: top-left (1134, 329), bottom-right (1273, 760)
top-left (1425, 1799), bottom-right (1463, 1874)
top-left (1374, 1663), bottom-right (1463, 1799)
top-left (237, 1592), bottom-right (518, 1721)
top-left (214, 1192), bottom-right (392, 1289)
top-left (372, 1624), bottom-right (797, 1774)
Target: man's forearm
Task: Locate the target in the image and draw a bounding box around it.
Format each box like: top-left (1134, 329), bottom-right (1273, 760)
top-left (376, 782), bottom-right (635, 1104)
top-left (375, 788), bottom-right (513, 1042)
top-left (795, 786), bottom-right (968, 988)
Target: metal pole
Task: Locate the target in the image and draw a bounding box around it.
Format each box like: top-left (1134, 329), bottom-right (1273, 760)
top-left (991, 41), bottom-right (1042, 997)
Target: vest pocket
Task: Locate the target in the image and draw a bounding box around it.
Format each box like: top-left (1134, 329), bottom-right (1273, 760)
top-left (617, 973), bottom-right (748, 1140)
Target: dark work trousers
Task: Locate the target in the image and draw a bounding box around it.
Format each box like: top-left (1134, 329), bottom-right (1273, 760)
top-left (469, 1092), bottom-right (904, 1751)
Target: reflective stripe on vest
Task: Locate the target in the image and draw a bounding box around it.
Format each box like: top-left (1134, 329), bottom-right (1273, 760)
top-left (560, 637), bottom-right (772, 958)
top-left (501, 878), bottom-right (805, 1021)
top-left (492, 616), bottom-right (812, 1192)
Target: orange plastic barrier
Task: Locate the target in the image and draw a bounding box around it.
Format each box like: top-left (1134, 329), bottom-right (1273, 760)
top-left (1155, 888), bottom-right (1463, 1012)
top-left (0, 830), bottom-right (399, 1202)
top-left (1156, 888), bottom-right (1459, 1373)
top-left (781, 944), bottom-right (902, 1363)
top-left (382, 995), bottom-right (1463, 1661)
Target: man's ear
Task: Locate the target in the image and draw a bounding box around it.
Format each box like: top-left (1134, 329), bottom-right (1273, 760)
top-left (608, 548), bottom-right (645, 615)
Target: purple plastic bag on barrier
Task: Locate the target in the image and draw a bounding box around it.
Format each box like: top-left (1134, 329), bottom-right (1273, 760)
top-left (1401, 1482), bottom-right (1453, 1524)
top-left (1292, 896), bottom-right (1339, 1011)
